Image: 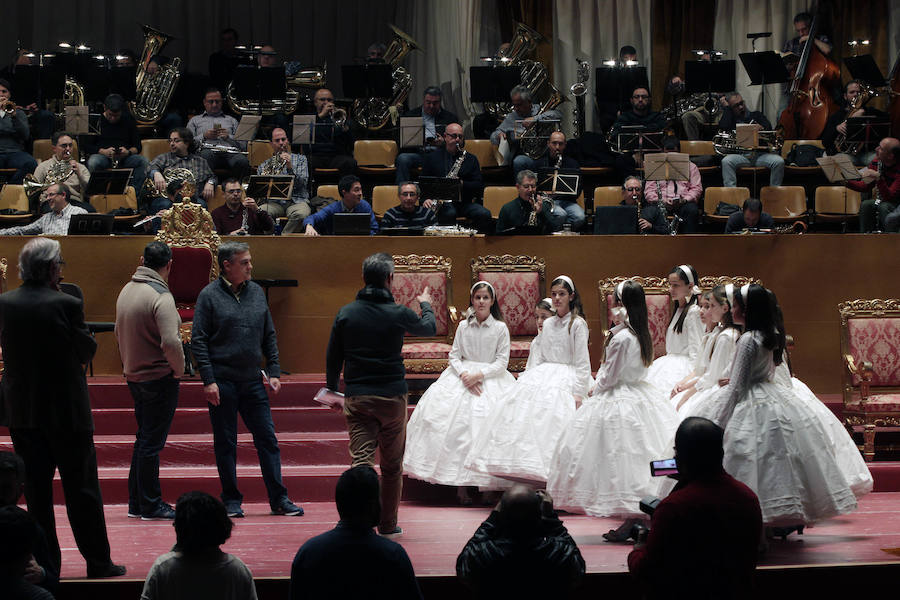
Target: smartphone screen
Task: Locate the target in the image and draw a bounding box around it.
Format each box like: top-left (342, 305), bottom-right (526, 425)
top-left (650, 458), bottom-right (678, 477)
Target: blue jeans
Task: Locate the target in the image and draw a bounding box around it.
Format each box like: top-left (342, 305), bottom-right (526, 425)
top-left (207, 378), bottom-right (288, 508)
top-left (513, 154), bottom-right (538, 177)
top-left (721, 152), bottom-right (784, 187)
top-left (0, 151), bottom-right (38, 183)
top-left (127, 375), bottom-right (179, 514)
top-left (87, 153), bottom-right (149, 192)
top-left (395, 152), bottom-right (423, 183)
top-left (553, 199), bottom-right (585, 230)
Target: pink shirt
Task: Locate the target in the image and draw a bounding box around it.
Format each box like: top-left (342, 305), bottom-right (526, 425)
top-left (643, 161), bottom-right (702, 206)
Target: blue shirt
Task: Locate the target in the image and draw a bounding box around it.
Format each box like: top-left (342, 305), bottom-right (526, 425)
top-left (302, 199), bottom-right (379, 235)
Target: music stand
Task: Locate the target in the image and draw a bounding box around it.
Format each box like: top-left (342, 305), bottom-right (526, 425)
top-left (246, 175), bottom-right (293, 203)
top-left (515, 119), bottom-right (560, 159)
top-left (12, 65), bottom-right (65, 107)
top-left (232, 66), bottom-right (287, 114)
top-left (615, 127), bottom-right (664, 156)
top-left (86, 168), bottom-right (132, 199)
top-left (400, 116), bottom-right (423, 147)
top-left (65, 106), bottom-right (89, 135)
top-left (537, 168), bottom-right (580, 197)
top-left (418, 176), bottom-right (461, 205)
top-left (817, 154), bottom-right (863, 232)
top-left (595, 66), bottom-right (649, 111)
top-left (845, 117), bottom-right (891, 152)
top-left (844, 55), bottom-right (888, 87)
top-left (292, 115), bottom-right (314, 145)
top-left (341, 64), bottom-right (393, 98)
top-left (234, 115), bottom-right (261, 144)
top-left (469, 66), bottom-right (523, 103)
top-left (685, 60), bottom-right (736, 94)
top-left (738, 51), bottom-right (789, 113)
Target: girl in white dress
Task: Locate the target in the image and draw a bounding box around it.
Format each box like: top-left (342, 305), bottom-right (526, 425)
top-left (768, 290), bottom-right (873, 499)
top-left (673, 285), bottom-right (741, 417)
top-left (525, 298), bottom-right (555, 370)
top-left (403, 282), bottom-right (516, 500)
top-left (466, 275), bottom-right (591, 484)
top-left (548, 280), bottom-right (679, 518)
top-left (696, 284), bottom-right (859, 528)
top-left (647, 265), bottom-right (704, 396)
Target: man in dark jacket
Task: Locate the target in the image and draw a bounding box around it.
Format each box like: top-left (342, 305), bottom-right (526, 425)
top-left (724, 198), bottom-right (774, 234)
top-left (325, 253), bottom-right (435, 535)
top-left (456, 485), bottom-right (585, 598)
top-left (0, 238), bottom-right (125, 578)
top-left (395, 86), bottom-right (459, 183)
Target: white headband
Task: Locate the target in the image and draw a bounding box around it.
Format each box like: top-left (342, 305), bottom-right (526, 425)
top-left (616, 281), bottom-right (626, 299)
top-left (554, 275), bottom-right (575, 292)
top-left (740, 284), bottom-right (750, 305)
top-left (471, 280), bottom-right (495, 296)
top-left (677, 264), bottom-right (701, 296)
top-left (542, 297), bottom-right (552, 306)
top-left (725, 283), bottom-right (735, 307)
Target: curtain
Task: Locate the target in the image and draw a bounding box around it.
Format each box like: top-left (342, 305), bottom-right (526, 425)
top-left (650, 0), bottom-right (716, 112)
top-left (552, 0), bottom-right (653, 136)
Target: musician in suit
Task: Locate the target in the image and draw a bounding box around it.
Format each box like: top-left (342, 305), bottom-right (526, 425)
top-left (621, 176), bottom-right (668, 235)
top-left (305, 88), bottom-right (357, 177)
top-left (490, 85), bottom-right (562, 177)
top-left (394, 87), bottom-right (458, 183)
top-left (0, 238), bottom-right (125, 578)
top-left (496, 169), bottom-right (563, 235)
top-left (420, 123), bottom-right (492, 233)
top-left (821, 80), bottom-right (887, 166)
top-left (718, 92), bottom-right (784, 188)
top-left (532, 131), bottom-right (583, 231)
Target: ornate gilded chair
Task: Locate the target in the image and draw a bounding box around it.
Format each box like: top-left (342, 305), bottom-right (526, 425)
top-left (471, 254), bottom-right (545, 372)
top-left (155, 198), bottom-right (221, 350)
top-left (839, 298), bottom-right (900, 461)
top-left (391, 254), bottom-right (457, 374)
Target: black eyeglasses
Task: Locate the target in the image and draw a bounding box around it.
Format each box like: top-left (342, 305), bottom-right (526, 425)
top-left (445, 133), bottom-right (463, 139)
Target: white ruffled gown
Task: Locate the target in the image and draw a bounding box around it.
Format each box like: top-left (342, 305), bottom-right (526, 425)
top-left (773, 362), bottom-right (873, 499)
top-left (675, 326), bottom-right (740, 418)
top-left (646, 303), bottom-right (703, 395)
top-left (694, 331), bottom-right (859, 526)
top-left (548, 324), bottom-right (679, 517)
top-left (403, 314), bottom-right (516, 488)
top-left (465, 314), bottom-right (592, 484)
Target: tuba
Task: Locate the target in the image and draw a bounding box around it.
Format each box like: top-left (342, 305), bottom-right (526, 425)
top-left (140, 167), bottom-right (197, 203)
top-left (129, 25), bottom-right (182, 126)
top-left (350, 25), bottom-right (422, 131)
top-left (713, 129), bottom-right (783, 156)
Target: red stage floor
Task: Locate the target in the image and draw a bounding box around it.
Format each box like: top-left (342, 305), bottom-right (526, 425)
top-left (53, 493), bottom-right (900, 582)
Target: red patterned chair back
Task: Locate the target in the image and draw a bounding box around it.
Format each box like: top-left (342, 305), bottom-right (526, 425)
top-left (390, 255), bottom-right (453, 340)
top-left (846, 317), bottom-right (900, 387)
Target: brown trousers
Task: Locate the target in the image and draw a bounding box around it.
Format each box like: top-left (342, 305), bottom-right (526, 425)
top-left (343, 393), bottom-right (408, 532)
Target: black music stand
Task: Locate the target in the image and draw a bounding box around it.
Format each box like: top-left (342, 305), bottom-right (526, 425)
top-left (232, 65), bottom-right (287, 115)
top-left (816, 154), bottom-right (862, 232)
top-left (615, 127), bottom-right (664, 156)
top-left (595, 66), bottom-right (649, 111)
top-left (469, 66), bottom-right (523, 103)
top-left (252, 278), bottom-right (298, 305)
top-left (107, 66), bottom-right (138, 101)
top-left (844, 55), bottom-right (888, 87)
top-left (419, 176), bottom-right (461, 205)
top-left (685, 60), bottom-right (736, 94)
top-left (341, 64), bottom-right (393, 98)
top-left (11, 65), bottom-right (65, 107)
top-left (246, 175), bottom-right (294, 203)
top-left (86, 168), bottom-right (132, 199)
top-left (845, 117), bottom-right (891, 152)
top-left (537, 168), bottom-right (580, 198)
top-left (738, 51), bottom-right (789, 113)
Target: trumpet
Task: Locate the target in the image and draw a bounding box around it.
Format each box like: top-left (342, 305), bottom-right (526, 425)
top-left (324, 103), bottom-right (347, 127)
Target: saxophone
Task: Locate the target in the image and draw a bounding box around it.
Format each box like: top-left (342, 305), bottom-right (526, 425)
top-left (447, 150), bottom-right (467, 178)
top-left (129, 25), bottom-right (181, 126)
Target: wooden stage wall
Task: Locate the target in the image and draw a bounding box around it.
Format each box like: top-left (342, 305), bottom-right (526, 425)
top-left (0, 234), bottom-right (896, 394)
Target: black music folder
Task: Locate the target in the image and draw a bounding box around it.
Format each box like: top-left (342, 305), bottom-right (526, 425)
top-left (341, 64), bottom-right (393, 98)
top-left (469, 66), bottom-right (524, 102)
top-left (594, 205), bottom-right (638, 235)
top-left (68, 213), bottom-right (114, 235)
top-left (332, 213), bottom-right (372, 235)
top-left (418, 176), bottom-right (461, 204)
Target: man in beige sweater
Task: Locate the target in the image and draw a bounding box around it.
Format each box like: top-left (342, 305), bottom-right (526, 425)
top-left (115, 241), bottom-right (184, 521)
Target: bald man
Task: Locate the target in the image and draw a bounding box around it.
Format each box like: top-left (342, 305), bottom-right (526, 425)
top-left (847, 137), bottom-right (900, 232)
top-left (257, 127), bottom-right (310, 233)
top-left (304, 88), bottom-right (356, 177)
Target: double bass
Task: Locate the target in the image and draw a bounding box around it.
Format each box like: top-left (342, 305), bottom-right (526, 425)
top-left (777, 13), bottom-right (841, 139)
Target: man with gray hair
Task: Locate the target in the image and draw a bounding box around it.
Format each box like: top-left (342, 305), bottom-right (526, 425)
top-left (490, 84), bottom-right (563, 176)
top-left (395, 86), bottom-right (459, 183)
top-left (115, 241), bottom-right (185, 521)
top-left (380, 182), bottom-right (436, 229)
top-left (717, 92), bottom-right (784, 188)
top-left (496, 169), bottom-right (563, 234)
top-left (0, 183), bottom-right (86, 236)
top-left (325, 253), bottom-right (435, 535)
top-left (191, 241), bottom-right (304, 519)
top-left (0, 238), bottom-right (125, 578)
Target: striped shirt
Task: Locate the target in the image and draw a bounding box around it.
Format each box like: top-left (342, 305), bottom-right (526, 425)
top-left (0, 203), bottom-right (87, 236)
top-left (256, 153), bottom-right (310, 202)
top-left (381, 205), bottom-right (436, 228)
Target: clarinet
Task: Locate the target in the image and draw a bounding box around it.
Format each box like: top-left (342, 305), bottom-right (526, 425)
top-left (655, 180), bottom-right (681, 235)
top-left (554, 153), bottom-right (563, 169)
top-left (447, 150), bottom-right (467, 178)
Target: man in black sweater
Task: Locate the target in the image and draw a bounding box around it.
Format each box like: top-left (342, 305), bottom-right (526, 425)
top-left (326, 253), bottom-right (435, 535)
top-left (191, 241), bottom-right (303, 520)
top-left (84, 94), bottom-right (148, 191)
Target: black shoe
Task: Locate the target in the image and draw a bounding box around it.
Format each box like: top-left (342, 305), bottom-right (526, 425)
top-left (271, 499), bottom-right (304, 516)
top-left (378, 526), bottom-right (402, 537)
top-left (87, 563), bottom-right (127, 578)
top-left (226, 505), bottom-right (244, 518)
top-left (127, 509), bottom-right (140, 519)
top-left (141, 503), bottom-right (176, 521)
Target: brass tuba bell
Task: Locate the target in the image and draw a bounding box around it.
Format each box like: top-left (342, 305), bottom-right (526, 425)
top-left (129, 24), bottom-right (182, 126)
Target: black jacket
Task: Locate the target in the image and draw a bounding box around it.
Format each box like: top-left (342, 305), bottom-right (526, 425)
top-left (620, 199), bottom-right (670, 234)
top-left (421, 148), bottom-right (484, 203)
top-left (725, 211), bottom-right (774, 233)
top-left (821, 106), bottom-right (889, 155)
top-left (0, 283), bottom-right (97, 430)
top-left (401, 106), bottom-right (459, 132)
top-left (326, 285), bottom-right (435, 397)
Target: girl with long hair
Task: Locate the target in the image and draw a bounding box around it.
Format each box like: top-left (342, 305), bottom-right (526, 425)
top-left (466, 276), bottom-right (591, 484)
top-left (547, 280), bottom-right (678, 518)
top-left (403, 282), bottom-right (516, 501)
top-left (646, 265), bottom-right (704, 396)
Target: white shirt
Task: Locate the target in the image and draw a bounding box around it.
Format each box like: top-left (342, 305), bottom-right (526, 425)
top-left (694, 326), bottom-right (740, 392)
top-left (448, 314), bottom-right (511, 378)
top-left (0, 203), bottom-right (87, 236)
top-left (528, 313), bottom-right (592, 397)
top-left (592, 323), bottom-right (650, 394)
top-left (665, 302), bottom-right (703, 362)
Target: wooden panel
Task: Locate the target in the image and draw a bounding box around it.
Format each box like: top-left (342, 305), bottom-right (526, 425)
top-left (0, 234), bottom-right (896, 395)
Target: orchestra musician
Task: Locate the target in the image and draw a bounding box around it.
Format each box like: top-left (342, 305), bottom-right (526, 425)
top-left (83, 93), bottom-right (149, 192)
top-left (395, 86), bottom-right (458, 183)
top-left (420, 122), bottom-right (492, 233)
top-left (779, 12), bottom-right (833, 115)
top-left (257, 127), bottom-right (311, 233)
top-left (0, 78), bottom-right (37, 184)
top-left (532, 131), bottom-right (584, 231)
top-left (380, 181), bottom-right (437, 229)
top-left (718, 92), bottom-right (784, 188)
top-left (609, 86), bottom-right (667, 141)
top-left (0, 50), bottom-right (56, 140)
top-left (209, 28), bottom-right (241, 92)
top-left (148, 128), bottom-right (215, 208)
top-left (188, 87), bottom-right (250, 179)
top-left (490, 85), bottom-right (562, 176)
top-left (305, 88), bottom-right (357, 177)
top-left (821, 80), bottom-right (887, 166)
top-left (621, 175), bottom-right (668, 235)
top-left (496, 169), bottom-right (563, 235)
top-left (211, 177), bottom-right (274, 236)
top-left (643, 137), bottom-right (702, 233)
top-left (32, 131), bottom-right (92, 210)
top-left (846, 137), bottom-right (900, 233)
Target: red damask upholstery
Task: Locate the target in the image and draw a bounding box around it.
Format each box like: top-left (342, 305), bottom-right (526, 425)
top-left (401, 342), bottom-right (454, 360)
top-left (845, 394), bottom-right (900, 412)
top-left (477, 272), bottom-right (541, 336)
top-left (847, 318), bottom-right (900, 387)
top-left (605, 292), bottom-right (670, 358)
top-left (391, 272), bottom-right (449, 336)
top-left (510, 340), bottom-right (532, 358)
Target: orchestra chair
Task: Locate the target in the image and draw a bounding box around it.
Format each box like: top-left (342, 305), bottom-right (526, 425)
top-left (781, 139), bottom-right (824, 175)
top-left (89, 186), bottom-right (142, 225)
top-left (391, 254), bottom-right (458, 374)
top-left (140, 139), bottom-right (171, 162)
top-left (471, 254), bottom-right (545, 372)
top-left (155, 198), bottom-right (221, 375)
top-left (371, 185), bottom-right (396, 219)
top-left (465, 139), bottom-right (509, 182)
top-left (813, 186), bottom-right (861, 226)
top-left (680, 140), bottom-right (720, 183)
top-left (248, 140), bottom-right (274, 168)
top-left (315, 184), bottom-right (339, 201)
top-left (482, 186), bottom-right (517, 218)
top-left (0, 185), bottom-right (33, 224)
top-left (593, 186), bottom-right (622, 208)
top-left (208, 187), bottom-right (226, 214)
top-left (839, 298), bottom-right (900, 461)
top-left (32, 139), bottom-right (80, 162)
top-left (354, 140), bottom-right (398, 179)
top-left (703, 186), bottom-right (750, 226)
top-left (760, 185), bottom-right (808, 224)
